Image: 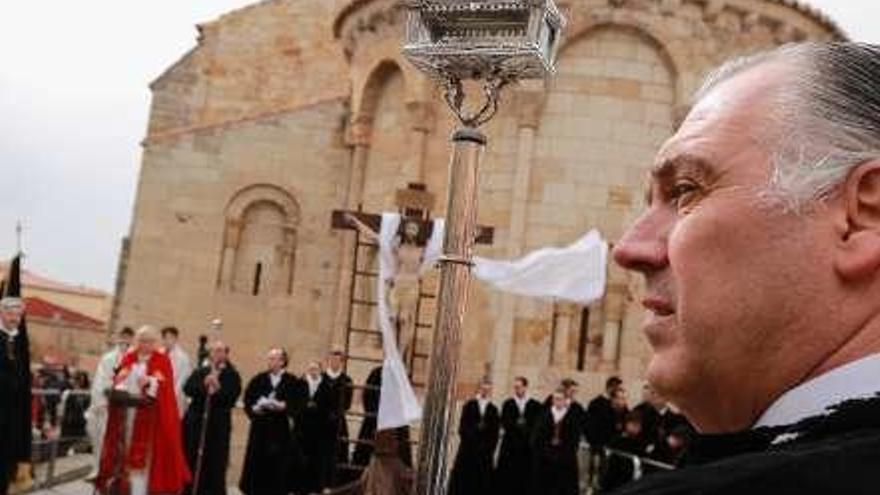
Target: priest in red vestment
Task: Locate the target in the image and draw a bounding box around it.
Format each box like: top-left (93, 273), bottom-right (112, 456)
top-left (95, 325), bottom-right (191, 495)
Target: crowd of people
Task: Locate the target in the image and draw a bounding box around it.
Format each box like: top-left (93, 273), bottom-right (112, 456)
top-left (19, 321), bottom-right (695, 495)
top-left (83, 324), bottom-right (399, 495)
top-left (448, 376), bottom-right (693, 495)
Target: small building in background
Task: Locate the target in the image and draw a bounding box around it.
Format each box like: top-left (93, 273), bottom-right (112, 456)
top-left (0, 262), bottom-right (111, 371)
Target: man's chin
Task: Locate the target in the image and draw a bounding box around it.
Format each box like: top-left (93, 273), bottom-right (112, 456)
top-left (644, 352), bottom-right (692, 402)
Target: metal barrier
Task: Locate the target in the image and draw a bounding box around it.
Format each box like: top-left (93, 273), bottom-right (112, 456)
top-left (26, 388), bottom-right (94, 492)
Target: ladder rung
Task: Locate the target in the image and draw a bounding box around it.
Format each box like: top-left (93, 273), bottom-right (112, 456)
top-left (346, 383), bottom-right (381, 391)
top-left (346, 410), bottom-right (378, 419)
top-left (415, 323), bottom-right (432, 329)
top-left (412, 352), bottom-right (429, 359)
top-left (419, 293), bottom-right (436, 299)
top-left (355, 270), bottom-right (378, 277)
top-left (347, 355), bottom-right (383, 364)
top-left (352, 299), bottom-right (378, 306)
top-left (412, 381), bottom-right (425, 388)
top-left (357, 241), bottom-right (378, 248)
top-left (349, 327), bottom-right (381, 335)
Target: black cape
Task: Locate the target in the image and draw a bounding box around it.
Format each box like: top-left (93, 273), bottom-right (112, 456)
top-left (293, 376), bottom-right (338, 493)
top-left (586, 395), bottom-right (617, 450)
top-left (352, 366), bottom-right (412, 469)
top-left (182, 363), bottom-right (242, 495)
top-left (494, 397), bottom-right (542, 495)
top-left (0, 325), bottom-right (31, 495)
top-left (530, 407), bottom-right (582, 495)
top-left (448, 398), bottom-right (500, 495)
top-left (325, 370), bottom-right (354, 465)
top-left (612, 396), bottom-right (880, 494)
top-left (352, 366), bottom-right (382, 467)
top-left (238, 371), bottom-right (299, 495)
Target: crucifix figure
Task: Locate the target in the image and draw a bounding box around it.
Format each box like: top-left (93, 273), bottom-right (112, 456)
top-left (331, 183), bottom-right (494, 368)
top-left (344, 212), bottom-right (428, 364)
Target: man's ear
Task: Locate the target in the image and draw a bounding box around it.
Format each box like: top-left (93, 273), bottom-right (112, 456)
top-left (835, 160), bottom-right (880, 280)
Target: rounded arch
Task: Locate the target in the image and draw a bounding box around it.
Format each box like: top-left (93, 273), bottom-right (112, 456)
top-left (218, 184), bottom-right (301, 296)
top-left (225, 183), bottom-right (300, 227)
top-left (559, 19), bottom-right (683, 106)
top-left (358, 59), bottom-right (405, 120)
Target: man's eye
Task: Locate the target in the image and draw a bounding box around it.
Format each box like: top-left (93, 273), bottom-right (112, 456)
top-left (670, 182), bottom-right (698, 209)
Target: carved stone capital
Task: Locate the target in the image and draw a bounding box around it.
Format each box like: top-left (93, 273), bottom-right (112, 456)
top-left (224, 218), bottom-right (243, 249)
top-left (346, 114), bottom-right (373, 147)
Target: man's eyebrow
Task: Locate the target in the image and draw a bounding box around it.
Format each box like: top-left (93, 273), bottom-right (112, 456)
top-left (644, 153), bottom-right (716, 204)
top-left (650, 153), bottom-right (716, 180)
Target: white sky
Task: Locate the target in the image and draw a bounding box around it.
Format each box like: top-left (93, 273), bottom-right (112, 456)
top-left (0, 1), bottom-right (878, 291)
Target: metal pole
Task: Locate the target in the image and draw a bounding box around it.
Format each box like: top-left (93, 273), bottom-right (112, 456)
top-left (415, 127), bottom-right (485, 495)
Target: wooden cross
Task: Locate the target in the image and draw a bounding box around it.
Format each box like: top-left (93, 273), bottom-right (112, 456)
top-left (330, 182), bottom-right (494, 245)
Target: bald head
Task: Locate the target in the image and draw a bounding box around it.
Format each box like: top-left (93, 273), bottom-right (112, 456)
top-left (134, 325), bottom-right (160, 354)
top-left (209, 340), bottom-right (229, 366)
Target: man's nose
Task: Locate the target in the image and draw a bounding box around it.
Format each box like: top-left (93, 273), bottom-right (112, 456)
top-left (612, 211), bottom-right (669, 273)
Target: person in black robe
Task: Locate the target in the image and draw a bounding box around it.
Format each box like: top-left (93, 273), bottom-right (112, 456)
top-left (615, 395), bottom-right (880, 494)
top-left (448, 381), bottom-right (500, 495)
top-left (601, 410), bottom-right (648, 492)
top-left (352, 366), bottom-right (412, 469)
top-left (59, 371), bottom-right (91, 454)
top-left (585, 376), bottom-right (623, 486)
top-left (530, 388), bottom-right (582, 495)
top-left (294, 360), bottom-right (338, 493)
top-left (494, 376), bottom-right (541, 495)
top-left (352, 365), bottom-right (381, 467)
top-left (0, 288), bottom-right (31, 495)
top-left (239, 348), bottom-right (298, 495)
top-left (324, 350), bottom-right (354, 466)
top-left (183, 340), bottom-right (242, 495)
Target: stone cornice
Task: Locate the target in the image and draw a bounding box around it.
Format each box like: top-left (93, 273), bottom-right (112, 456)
top-left (333, 0), bottom-right (845, 60)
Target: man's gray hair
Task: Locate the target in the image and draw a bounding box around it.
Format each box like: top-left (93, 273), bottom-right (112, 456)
top-left (697, 42), bottom-right (880, 211)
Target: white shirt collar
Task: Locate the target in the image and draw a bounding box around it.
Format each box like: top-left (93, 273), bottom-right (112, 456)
top-left (269, 370), bottom-right (283, 387)
top-left (307, 374), bottom-right (322, 396)
top-left (755, 353), bottom-right (880, 428)
top-left (552, 406), bottom-right (568, 423)
top-left (326, 369), bottom-right (342, 380)
top-left (0, 321), bottom-right (18, 339)
top-left (477, 396), bottom-right (489, 415)
top-left (514, 395), bottom-right (529, 412)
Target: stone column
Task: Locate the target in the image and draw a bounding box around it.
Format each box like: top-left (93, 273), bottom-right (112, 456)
top-left (600, 283), bottom-right (628, 369)
top-left (219, 218), bottom-right (242, 290)
top-left (490, 85), bottom-right (545, 392)
top-left (403, 100), bottom-right (434, 184)
top-left (552, 303), bottom-right (575, 368)
top-left (332, 116), bottom-right (373, 346)
top-left (345, 115), bottom-right (373, 209)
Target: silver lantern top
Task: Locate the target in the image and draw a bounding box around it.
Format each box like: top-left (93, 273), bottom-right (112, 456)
top-left (403, 0), bottom-right (566, 83)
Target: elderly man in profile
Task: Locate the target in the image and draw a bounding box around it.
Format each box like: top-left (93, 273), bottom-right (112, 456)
top-left (611, 42), bottom-right (880, 493)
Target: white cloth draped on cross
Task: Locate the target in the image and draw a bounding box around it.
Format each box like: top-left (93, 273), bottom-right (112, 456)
top-left (373, 212), bottom-right (607, 430)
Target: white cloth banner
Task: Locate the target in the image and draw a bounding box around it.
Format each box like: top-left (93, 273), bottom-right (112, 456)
top-left (473, 230), bottom-right (608, 305)
top-left (377, 213), bottom-right (423, 430)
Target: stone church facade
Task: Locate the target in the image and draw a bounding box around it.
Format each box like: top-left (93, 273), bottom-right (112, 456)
top-left (114, 0), bottom-right (842, 402)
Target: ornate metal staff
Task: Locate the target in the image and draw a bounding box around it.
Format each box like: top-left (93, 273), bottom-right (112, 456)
top-left (402, 2), bottom-right (565, 494)
top-left (192, 318), bottom-right (223, 494)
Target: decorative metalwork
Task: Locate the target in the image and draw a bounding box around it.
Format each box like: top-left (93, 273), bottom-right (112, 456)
top-left (404, 0), bottom-right (565, 127)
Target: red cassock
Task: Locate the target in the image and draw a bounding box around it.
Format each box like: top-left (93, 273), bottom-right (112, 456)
top-left (95, 350), bottom-right (192, 494)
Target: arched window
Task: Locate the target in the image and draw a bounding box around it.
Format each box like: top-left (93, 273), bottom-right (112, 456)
top-left (218, 185), bottom-right (300, 296)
